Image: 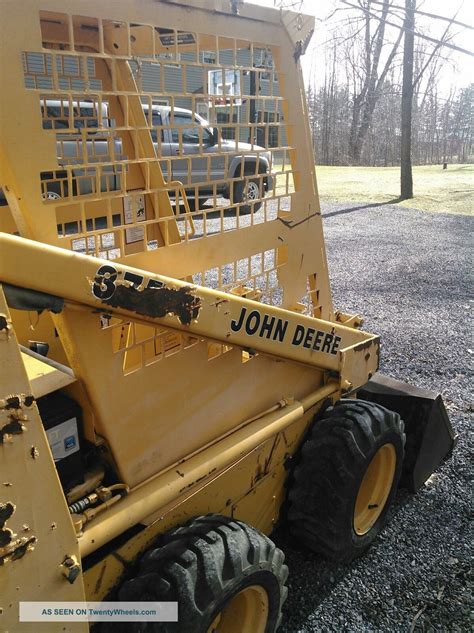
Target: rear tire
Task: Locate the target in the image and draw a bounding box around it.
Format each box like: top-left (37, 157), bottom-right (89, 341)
top-left (109, 514), bottom-right (288, 632)
top-left (288, 399), bottom-right (405, 562)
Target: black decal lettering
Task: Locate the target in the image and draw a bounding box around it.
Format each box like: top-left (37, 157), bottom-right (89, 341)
top-left (303, 328), bottom-right (315, 349)
top-left (321, 333), bottom-right (333, 353)
top-left (146, 279), bottom-right (165, 289)
top-left (292, 324), bottom-right (305, 346)
top-left (274, 319), bottom-right (288, 342)
top-left (123, 271), bottom-right (144, 289)
top-left (93, 265), bottom-right (118, 300)
top-left (245, 310), bottom-right (261, 335)
top-left (230, 307), bottom-right (247, 333)
top-left (259, 315), bottom-right (275, 339)
top-left (312, 330), bottom-right (324, 351)
top-left (331, 336), bottom-right (342, 355)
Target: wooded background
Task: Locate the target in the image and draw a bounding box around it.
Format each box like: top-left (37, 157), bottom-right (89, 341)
top-left (290, 0), bottom-right (473, 167)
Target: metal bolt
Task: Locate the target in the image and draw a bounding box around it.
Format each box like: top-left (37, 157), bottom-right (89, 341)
top-left (61, 555), bottom-right (81, 584)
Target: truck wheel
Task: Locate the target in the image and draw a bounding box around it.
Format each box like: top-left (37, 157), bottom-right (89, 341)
top-left (111, 515), bottom-right (288, 632)
top-left (233, 178), bottom-right (262, 214)
top-left (42, 189), bottom-right (62, 201)
top-left (288, 399), bottom-right (405, 562)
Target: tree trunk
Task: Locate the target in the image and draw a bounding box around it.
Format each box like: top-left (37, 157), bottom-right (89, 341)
top-left (400, 0), bottom-right (415, 200)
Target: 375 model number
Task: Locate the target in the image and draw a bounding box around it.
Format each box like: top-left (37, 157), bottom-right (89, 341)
top-left (92, 265), bottom-right (164, 301)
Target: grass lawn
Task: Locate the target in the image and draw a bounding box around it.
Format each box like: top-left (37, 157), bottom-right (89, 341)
top-left (314, 164), bottom-right (473, 215)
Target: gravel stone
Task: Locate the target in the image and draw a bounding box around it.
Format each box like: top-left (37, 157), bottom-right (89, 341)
top-left (271, 201), bottom-right (473, 633)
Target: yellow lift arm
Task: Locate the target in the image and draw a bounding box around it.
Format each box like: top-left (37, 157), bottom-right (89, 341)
top-left (0, 233), bottom-right (379, 393)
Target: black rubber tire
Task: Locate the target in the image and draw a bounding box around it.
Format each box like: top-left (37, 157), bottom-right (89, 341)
top-left (233, 178), bottom-right (263, 214)
top-left (185, 197), bottom-right (207, 212)
top-left (40, 171), bottom-right (69, 200)
top-left (288, 399), bottom-right (405, 562)
top-left (109, 514), bottom-right (288, 633)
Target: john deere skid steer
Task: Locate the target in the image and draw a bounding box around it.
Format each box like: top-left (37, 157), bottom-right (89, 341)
top-left (0, 1), bottom-right (455, 631)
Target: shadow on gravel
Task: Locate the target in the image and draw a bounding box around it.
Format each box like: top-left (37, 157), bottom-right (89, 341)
top-left (272, 527), bottom-right (354, 630)
top-left (323, 198), bottom-right (401, 218)
top-left (273, 488), bottom-right (417, 631)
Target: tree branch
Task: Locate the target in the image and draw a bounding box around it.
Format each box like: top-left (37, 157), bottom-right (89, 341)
top-left (339, 0), bottom-right (474, 56)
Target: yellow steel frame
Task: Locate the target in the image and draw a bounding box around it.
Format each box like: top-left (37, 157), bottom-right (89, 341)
top-left (0, 287), bottom-right (88, 633)
top-left (0, 1), bottom-right (380, 628)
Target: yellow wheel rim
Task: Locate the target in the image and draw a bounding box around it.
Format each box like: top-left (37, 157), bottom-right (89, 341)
top-left (207, 584), bottom-right (269, 633)
top-left (353, 443), bottom-right (397, 536)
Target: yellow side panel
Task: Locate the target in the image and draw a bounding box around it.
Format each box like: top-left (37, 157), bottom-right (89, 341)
top-left (0, 287), bottom-right (87, 633)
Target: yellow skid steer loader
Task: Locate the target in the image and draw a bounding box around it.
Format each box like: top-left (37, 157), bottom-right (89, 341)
top-left (0, 1), bottom-right (455, 631)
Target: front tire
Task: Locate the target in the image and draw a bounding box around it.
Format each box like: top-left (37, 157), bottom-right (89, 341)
top-left (112, 515), bottom-right (288, 632)
top-left (288, 399), bottom-right (405, 562)
top-left (233, 178), bottom-right (263, 214)
top-left (185, 197), bottom-right (207, 213)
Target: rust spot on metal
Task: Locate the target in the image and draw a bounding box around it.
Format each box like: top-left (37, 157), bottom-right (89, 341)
top-left (0, 527), bottom-right (14, 548)
top-left (0, 394), bottom-right (35, 410)
top-left (30, 446), bottom-right (39, 459)
top-left (4, 396), bottom-right (21, 410)
top-left (0, 501), bottom-right (36, 566)
top-left (11, 536), bottom-right (36, 561)
top-left (178, 469), bottom-right (217, 494)
top-left (24, 395), bottom-right (35, 408)
top-left (0, 536), bottom-right (37, 565)
top-left (0, 503), bottom-right (15, 527)
top-left (101, 284), bottom-right (201, 326)
top-left (0, 314), bottom-right (10, 332)
top-left (0, 418), bottom-right (24, 444)
top-left (0, 503), bottom-right (16, 549)
top-left (10, 409), bottom-right (28, 422)
top-left (353, 337), bottom-right (380, 353)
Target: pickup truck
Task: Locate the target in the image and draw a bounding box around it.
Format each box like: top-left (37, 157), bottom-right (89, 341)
top-left (1, 101), bottom-right (274, 215)
top-left (149, 105), bottom-right (274, 213)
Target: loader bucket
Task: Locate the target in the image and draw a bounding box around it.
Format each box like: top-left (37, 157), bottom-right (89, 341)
top-left (358, 373), bottom-right (457, 492)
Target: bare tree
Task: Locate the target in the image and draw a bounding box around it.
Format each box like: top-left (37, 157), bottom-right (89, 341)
top-left (343, 0), bottom-right (404, 163)
top-left (400, 0), bottom-right (415, 199)
top-left (305, 0), bottom-right (472, 168)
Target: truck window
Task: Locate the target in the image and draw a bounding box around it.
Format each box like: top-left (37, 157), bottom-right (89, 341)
top-left (171, 114), bottom-right (212, 145)
top-left (151, 112), bottom-right (164, 142)
top-left (43, 105), bottom-right (99, 130)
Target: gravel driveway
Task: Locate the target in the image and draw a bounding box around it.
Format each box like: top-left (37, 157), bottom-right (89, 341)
top-left (274, 202), bottom-right (473, 633)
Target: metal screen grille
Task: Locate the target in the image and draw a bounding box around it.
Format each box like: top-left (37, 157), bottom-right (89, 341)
top-left (18, 12), bottom-right (298, 272)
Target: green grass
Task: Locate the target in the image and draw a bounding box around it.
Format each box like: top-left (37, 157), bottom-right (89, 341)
top-left (314, 164), bottom-right (473, 215)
